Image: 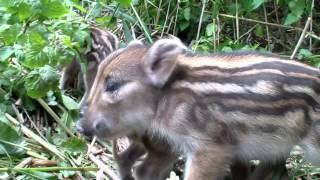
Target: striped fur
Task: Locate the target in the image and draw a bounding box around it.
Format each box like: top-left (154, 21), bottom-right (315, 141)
top-left (59, 27), bottom-right (119, 92)
top-left (76, 34), bottom-right (180, 180)
top-left (79, 39), bottom-right (320, 180)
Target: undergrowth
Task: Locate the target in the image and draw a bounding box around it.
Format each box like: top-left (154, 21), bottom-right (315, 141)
top-left (0, 0), bottom-right (319, 179)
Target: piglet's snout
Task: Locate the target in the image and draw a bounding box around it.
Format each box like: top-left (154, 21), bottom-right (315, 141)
top-left (76, 119), bottom-right (94, 137)
top-left (76, 105), bottom-right (94, 137)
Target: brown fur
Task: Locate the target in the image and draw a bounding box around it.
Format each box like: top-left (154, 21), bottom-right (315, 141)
top-left (78, 39), bottom-right (319, 179)
top-left (73, 34), bottom-right (178, 180)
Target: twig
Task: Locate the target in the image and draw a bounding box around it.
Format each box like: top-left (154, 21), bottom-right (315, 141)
top-left (213, 18), bottom-right (216, 51)
top-left (219, 13), bottom-right (320, 40)
top-left (309, 0), bottom-right (314, 51)
top-left (11, 104), bottom-right (24, 123)
top-left (173, 0), bottom-right (180, 35)
top-left (290, 17), bottom-right (312, 59)
top-left (130, 23), bottom-right (136, 39)
top-left (0, 166), bottom-right (98, 172)
top-left (36, 98), bottom-right (74, 137)
top-left (160, 0), bottom-right (171, 38)
top-left (5, 113), bottom-right (65, 160)
top-left (26, 151), bottom-right (47, 160)
top-left (196, 0), bottom-right (206, 41)
top-left (88, 154), bottom-right (119, 180)
top-left (219, 13), bottom-right (302, 30)
top-left (235, 0), bottom-right (239, 41)
top-left (217, 17), bottom-right (220, 47)
top-left (31, 159), bottom-right (57, 167)
top-left (235, 24), bottom-right (258, 44)
top-left (23, 109), bottom-right (46, 140)
top-left (14, 157), bottom-right (33, 168)
top-left (166, 16), bottom-right (175, 34)
top-left (263, 4), bottom-right (271, 51)
top-left (130, 4), bottom-right (153, 43)
top-left (87, 136), bottom-right (97, 156)
top-left (155, 0), bottom-right (163, 26)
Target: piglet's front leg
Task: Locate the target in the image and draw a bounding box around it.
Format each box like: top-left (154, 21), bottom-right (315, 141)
top-left (184, 146), bottom-right (231, 180)
top-left (114, 141), bottom-right (146, 180)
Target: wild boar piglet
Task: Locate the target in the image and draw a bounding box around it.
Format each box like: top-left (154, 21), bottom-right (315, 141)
top-left (78, 38), bottom-right (320, 180)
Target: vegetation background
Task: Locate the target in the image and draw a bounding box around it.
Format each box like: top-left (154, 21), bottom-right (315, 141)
top-left (0, 0), bottom-right (319, 179)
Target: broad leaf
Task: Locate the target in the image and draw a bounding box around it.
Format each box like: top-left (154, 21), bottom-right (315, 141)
top-left (118, 0), bottom-right (132, 7)
top-left (0, 46), bottom-right (14, 61)
top-left (17, 2), bottom-right (32, 21)
top-left (40, 0), bottom-right (69, 19)
top-left (183, 8), bottom-right (191, 21)
top-left (25, 65), bottom-right (59, 99)
top-left (60, 137), bottom-right (87, 153)
top-left (0, 115), bottom-right (25, 155)
top-left (61, 94), bottom-right (79, 110)
top-left (284, 0), bottom-right (305, 25)
top-left (206, 23), bottom-right (216, 36)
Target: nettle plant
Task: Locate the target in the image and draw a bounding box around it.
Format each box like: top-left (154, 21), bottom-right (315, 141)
top-left (0, 0), bottom-right (90, 111)
top-left (0, 0), bottom-right (93, 162)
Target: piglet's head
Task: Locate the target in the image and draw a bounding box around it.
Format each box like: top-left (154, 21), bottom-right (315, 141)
top-left (76, 39), bottom-right (187, 139)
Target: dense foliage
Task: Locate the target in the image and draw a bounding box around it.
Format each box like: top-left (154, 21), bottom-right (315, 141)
top-left (0, 0), bottom-right (319, 179)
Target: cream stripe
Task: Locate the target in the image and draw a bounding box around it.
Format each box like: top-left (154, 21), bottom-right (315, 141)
top-left (179, 55), bottom-right (319, 72)
top-left (220, 99), bottom-right (306, 108)
top-left (188, 69), bottom-right (320, 84)
top-left (101, 35), bottom-right (114, 53)
top-left (173, 80), bottom-right (279, 95)
top-left (209, 105), bottom-right (305, 128)
top-left (283, 85), bottom-right (320, 104)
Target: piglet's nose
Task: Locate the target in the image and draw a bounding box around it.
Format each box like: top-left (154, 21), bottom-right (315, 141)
top-left (76, 121), bottom-right (84, 134)
top-left (94, 121), bottom-right (108, 132)
top-left (79, 106), bottom-right (88, 118)
top-left (76, 120), bottom-right (93, 137)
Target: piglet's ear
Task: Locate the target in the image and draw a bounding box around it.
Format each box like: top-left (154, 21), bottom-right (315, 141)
top-left (143, 39), bottom-right (187, 88)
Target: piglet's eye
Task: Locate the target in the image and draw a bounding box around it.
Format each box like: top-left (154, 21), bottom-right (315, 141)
top-left (105, 78), bottom-right (121, 92)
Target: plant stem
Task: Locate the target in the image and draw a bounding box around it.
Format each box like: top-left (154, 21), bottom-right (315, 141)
top-left (290, 17), bottom-right (312, 59)
top-left (5, 113), bottom-right (65, 160)
top-left (0, 166), bottom-right (99, 172)
top-left (36, 98), bottom-right (74, 137)
top-left (130, 3), bottom-right (153, 43)
top-left (196, 0), bottom-right (206, 41)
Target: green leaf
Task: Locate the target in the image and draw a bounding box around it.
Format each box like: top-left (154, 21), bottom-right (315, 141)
top-left (255, 24), bottom-right (264, 37)
top-left (60, 137), bottom-right (87, 153)
top-left (206, 23), bottom-right (216, 36)
top-left (284, 13), bottom-right (301, 25)
top-left (183, 8), bottom-right (191, 21)
top-left (0, 24), bottom-right (10, 34)
top-left (0, 24), bottom-right (20, 45)
top-left (46, 91), bottom-right (58, 106)
top-left (297, 49), bottom-right (312, 60)
top-left (251, 0), bottom-right (266, 10)
top-left (0, 47), bottom-right (14, 61)
top-left (118, 0), bottom-right (132, 7)
top-left (0, 115), bottom-right (25, 155)
top-left (24, 49), bottom-right (49, 68)
top-left (179, 21), bottom-right (190, 31)
top-left (122, 21), bottom-right (134, 42)
top-left (61, 94), bottom-right (79, 110)
top-left (17, 2), bottom-right (32, 21)
top-left (73, 29), bottom-right (89, 47)
top-left (23, 31), bottom-right (50, 68)
top-left (288, 0), bottom-right (305, 15)
top-left (18, 171), bottom-right (56, 180)
top-left (284, 0), bottom-right (305, 25)
top-left (25, 65), bottom-right (59, 99)
top-left (40, 0), bottom-right (69, 19)
top-left (221, 46), bottom-right (233, 52)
